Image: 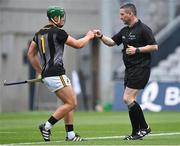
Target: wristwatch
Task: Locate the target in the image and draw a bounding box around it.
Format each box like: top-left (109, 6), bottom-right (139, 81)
top-left (135, 48), bottom-right (140, 53)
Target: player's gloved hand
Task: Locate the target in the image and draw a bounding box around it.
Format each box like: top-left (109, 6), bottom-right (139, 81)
top-left (36, 74), bottom-right (43, 82)
top-left (37, 74), bottom-right (42, 79)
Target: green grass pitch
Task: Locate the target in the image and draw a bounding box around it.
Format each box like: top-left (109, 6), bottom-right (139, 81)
top-left (0, 111), bottom-right (180, 145)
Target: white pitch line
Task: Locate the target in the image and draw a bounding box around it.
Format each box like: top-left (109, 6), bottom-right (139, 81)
top-left (86, 135), bottom-right (124, 140)
top-left (85, 132), bottom-right (180, 140)
top-left (1, 132), bottom-right (180, 146)
top-left (148, 132), bottom-right (180, 136)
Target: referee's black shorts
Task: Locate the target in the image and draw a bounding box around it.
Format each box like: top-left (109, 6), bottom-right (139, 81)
top-left (124, 67), bottom-right (150, 89)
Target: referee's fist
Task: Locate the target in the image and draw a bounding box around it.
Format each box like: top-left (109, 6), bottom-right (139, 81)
top-left (93, 29), bottom-right (102, 38)
top-left (126, 45), bottom-right (136, 55)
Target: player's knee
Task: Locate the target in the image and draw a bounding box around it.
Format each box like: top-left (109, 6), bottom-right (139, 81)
top-left (68, 100), bottom-right (77, 110)
top-left (71, 101), bottom-right (77, 109)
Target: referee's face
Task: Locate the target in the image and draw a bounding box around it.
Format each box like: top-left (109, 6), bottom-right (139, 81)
top-left (120, 9), bottom-right (132, 25)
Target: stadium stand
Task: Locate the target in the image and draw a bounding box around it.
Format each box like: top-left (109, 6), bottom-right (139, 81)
top-left (150, 46), bottom-right (180, 82)
top-left (152, 15), bottom-right (180, 67)
top-left (150, 14), bottom-right (180, 82)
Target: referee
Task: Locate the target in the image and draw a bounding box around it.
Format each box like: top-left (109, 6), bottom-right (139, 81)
top-left (94, 3), bottom-right (158, 140)
top-left (28, 6), bottom-right (94, 142)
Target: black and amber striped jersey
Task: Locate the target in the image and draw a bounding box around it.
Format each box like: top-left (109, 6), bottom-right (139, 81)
top-left (33, 24), bottom-right (68, 77)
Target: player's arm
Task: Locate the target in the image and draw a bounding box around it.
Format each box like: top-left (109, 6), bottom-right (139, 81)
top-left (93, 29), bottom-right (116, 47)
top-left (65, 31), bottom-right (94, 49)
top-left (27, 41), bottom-right (42, 74)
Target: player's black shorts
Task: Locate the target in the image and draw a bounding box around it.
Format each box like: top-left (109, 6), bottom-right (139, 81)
top-left (124, 66), bottom-right (150, 89)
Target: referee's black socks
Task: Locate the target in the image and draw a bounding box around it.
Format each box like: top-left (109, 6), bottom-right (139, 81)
top-left (134, 101), bottom-right (148, 129)
top-left (128, 102), bottom-right (139, 135)
top-left (128, 101), bottom-right (148, 135)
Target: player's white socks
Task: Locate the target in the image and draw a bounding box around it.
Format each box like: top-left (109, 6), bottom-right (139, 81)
top-left (67, 131), bottom-right (75, 139)
top-left (44, 121), bottom-right (52, 130)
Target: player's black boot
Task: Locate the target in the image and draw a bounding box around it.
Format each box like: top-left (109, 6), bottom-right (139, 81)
top-left (39, 124), bottom-right (51, 142)
top-left (66, 133), bottom-right (84, 141)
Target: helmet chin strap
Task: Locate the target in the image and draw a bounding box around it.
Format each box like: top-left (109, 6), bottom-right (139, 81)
top-left (51, 16), bottom-right (61, 26)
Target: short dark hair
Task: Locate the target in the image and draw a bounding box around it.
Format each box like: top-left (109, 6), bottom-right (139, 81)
top-left (120, 3), bottom-right (137, 16)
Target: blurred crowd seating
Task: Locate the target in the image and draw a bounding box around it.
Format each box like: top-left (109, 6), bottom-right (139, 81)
top-left (150, 46), bottom-right (180, 82)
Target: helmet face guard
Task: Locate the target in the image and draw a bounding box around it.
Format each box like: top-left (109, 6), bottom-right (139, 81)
top-left (47, 6), bottom-right (66, 27)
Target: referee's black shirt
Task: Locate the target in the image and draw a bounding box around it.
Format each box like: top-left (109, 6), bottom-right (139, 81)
top-left (112, 20), bottom-right (157, 69)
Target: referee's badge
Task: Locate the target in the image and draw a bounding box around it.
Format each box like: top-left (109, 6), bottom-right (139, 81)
top-left (129, 34), bottom-right (136, 40)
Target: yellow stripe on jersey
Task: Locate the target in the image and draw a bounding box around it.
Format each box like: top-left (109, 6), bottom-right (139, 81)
top-left (41, 35), bottom-right (46, 54)
top-left (60, 75), bottom-right (67, 87)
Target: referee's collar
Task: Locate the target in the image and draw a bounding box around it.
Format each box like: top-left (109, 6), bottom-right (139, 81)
top-left (129, 19), bottom-right (141, 28)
